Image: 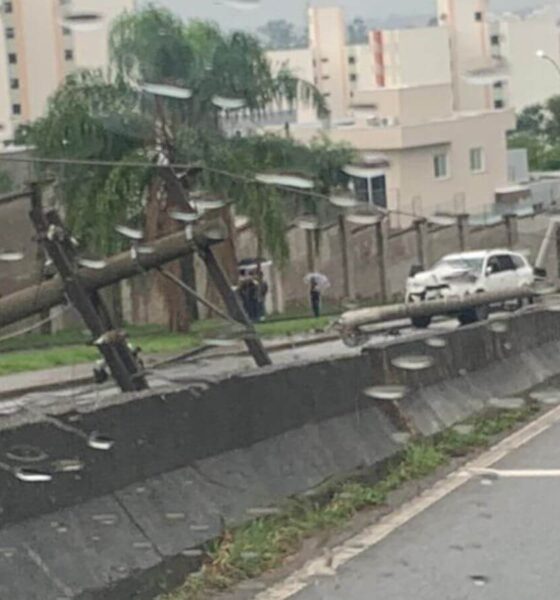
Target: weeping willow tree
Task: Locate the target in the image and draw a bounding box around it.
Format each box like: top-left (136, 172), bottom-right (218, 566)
top-left (18, 6), bottom-right (338, 331)
top-left (197, 133), bottom-right (354, 267)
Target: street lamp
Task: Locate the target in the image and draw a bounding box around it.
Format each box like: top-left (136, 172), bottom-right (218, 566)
top-left (536, 49), bottom-right (560, 78)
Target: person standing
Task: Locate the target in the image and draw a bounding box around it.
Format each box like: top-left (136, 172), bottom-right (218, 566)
top-left (238, 273), bottom-right (252, 319)
top-left (246, 274), bottom-right (259, 322)
top-left (310, 276), bottom-right (321, 318)
top-left (256, 271), bottom-right (269, 321)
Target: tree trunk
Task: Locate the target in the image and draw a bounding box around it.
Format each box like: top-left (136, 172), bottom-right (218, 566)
top-left (180, 253), bottom-right (199, 322)
top-left (204, 206), bottom-right (239, 316)
top-left (145, 178), bottom-right (191, 332)
top-left (110, 283), bottom-right (124, 328)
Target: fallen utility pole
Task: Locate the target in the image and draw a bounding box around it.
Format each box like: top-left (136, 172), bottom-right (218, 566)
top-left (198, 243), bottom-right (272, 367)
top-left (337, 285), bottom-right (542, 342)
top-left (29, 184), bottom-right (148, 392)
top-left (0, 214), bottom-right (227, 329)
top-left (2, 186), bottom-right (271, 372)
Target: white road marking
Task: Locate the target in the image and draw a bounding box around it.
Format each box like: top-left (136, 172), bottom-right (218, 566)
top-left (472, 467), bottom-right (560, 478)
top-left (253, 404), bottom-right (560, 600)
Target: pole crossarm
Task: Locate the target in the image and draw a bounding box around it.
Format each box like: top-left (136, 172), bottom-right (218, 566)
top-left (0, 217), bottom-right (227, 328)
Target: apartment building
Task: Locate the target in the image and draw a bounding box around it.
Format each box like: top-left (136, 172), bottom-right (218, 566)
top-left (266, 3), bottom-right (515, 222)
top-left (489, 9), bottom-right (560, 110)
top-left (0, 0), bottom-right (133, 141)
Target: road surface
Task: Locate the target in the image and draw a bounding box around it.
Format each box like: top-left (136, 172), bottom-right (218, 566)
top-left (257, 402), bottom-right (560, 600)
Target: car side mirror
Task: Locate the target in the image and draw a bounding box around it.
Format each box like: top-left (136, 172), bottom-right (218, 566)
top-left (485, 266), bottom-right (494, 277)
top-left (409, 264), bottom-right (423, 277)
top-left (534, 266), bottom-right (547, 279)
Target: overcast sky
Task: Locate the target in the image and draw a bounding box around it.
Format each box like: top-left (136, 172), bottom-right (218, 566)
top-left (154, 0), bottom-right (552, 30)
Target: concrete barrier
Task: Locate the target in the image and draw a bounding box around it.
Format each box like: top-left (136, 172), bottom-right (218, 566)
top-left (2, 308), bottom-right (560, 598)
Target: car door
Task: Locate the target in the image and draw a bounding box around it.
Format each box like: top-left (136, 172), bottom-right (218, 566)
top-left (484, 254), bottom-right (516, 293)
top-left (511, 253), bottom-right (534, 286)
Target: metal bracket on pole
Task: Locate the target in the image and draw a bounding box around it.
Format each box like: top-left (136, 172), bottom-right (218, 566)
top-left (196, 242), bottom-right (272, 367)
top-left (28, 183), bottom-right (148, 392)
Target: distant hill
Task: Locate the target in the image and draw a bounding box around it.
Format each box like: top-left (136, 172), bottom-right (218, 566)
top-left (366, 13), bottom-right (434, 30)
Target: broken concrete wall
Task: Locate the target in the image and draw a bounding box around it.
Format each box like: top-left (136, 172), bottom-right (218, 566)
top-left (2, 308), bottom-right (560, 598)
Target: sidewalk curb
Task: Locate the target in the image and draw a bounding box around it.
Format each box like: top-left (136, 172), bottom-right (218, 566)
top-left (0, 333), bottom-right (340, 400)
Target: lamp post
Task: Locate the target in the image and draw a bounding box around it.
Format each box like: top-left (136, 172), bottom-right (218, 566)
top-left (536, 49), bottom-right (560, 78)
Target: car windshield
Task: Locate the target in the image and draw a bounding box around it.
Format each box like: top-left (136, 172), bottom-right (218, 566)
top-left (435, 257), bottom-right (484, 273)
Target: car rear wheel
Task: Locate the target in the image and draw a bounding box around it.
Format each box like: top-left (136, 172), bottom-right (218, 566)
top-left (458, 304), bottom-right (489, 326)
top-left (411, 316), bottom-right (432, 329)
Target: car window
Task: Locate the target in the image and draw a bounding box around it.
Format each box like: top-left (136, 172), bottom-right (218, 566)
top-left (496, 254), bottom-right (516, 271)
top-left (512, 255), bottom-right (526, 269)
top-left (486, 256), bottom-right (501, 273)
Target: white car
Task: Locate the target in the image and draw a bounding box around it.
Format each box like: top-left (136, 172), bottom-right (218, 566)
top-left (405, 249), bottom-right (536, 328)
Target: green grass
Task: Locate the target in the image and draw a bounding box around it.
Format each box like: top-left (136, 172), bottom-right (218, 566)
top-left (255, 316), bottom-right (332, 337)
top-left (161, 405), bottom-right (538, 600)
top-left (0, 333), bottom-right (204, 376)
top-left (0, 315), bottom-right (336, 376)
top-left (0, 346), bottom-right (100, 376)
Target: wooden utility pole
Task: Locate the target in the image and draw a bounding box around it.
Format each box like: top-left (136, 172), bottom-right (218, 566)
top-left (28, 184), bottom-right (148, 392)
top-left (0, 219), bottom-right (227, 328)
top-left (4, 185), bottom-right (271, 373)
top-left (198, 242), bottom-right (272, 367)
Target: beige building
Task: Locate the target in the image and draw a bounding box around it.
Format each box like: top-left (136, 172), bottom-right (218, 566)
top-left (266, 5), bottom-right (515, 222)
top-left (438, 0), bottom-right (495, 112)
top-left (489, 9), bottom-right (560, 110)
top-left (290, 84), bottom-right (514, 222)
top-left (367, 26), bottom-right (451, 90)
top-left (71, 0), bottom-right (134, 71)
top-left (0, 0), bottom-right (133, 141)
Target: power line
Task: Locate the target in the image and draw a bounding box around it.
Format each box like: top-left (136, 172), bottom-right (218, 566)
top-left (0, 152), bottom-right (424, 220)
top-left (2, 153), bottom-right (553, 225)
top-left (0, 306), bottom-right (69, 344)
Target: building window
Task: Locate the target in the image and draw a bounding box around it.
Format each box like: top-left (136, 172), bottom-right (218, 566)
top-left (12, 103), bottom-right (20, 115)
top-left (10, 78), bottom-right (18, 90)
top-left (8, 52), bottom-right (16, 64)
top-left (4, 2), bottom-right (12, 13)
top-left (470, 147), bottom-right (485, 173)
top-left (321, 75), bottom-right (330, 80)
top-left (350, 73), bottom-right (357, 82)
top-left (321, 57), bottom-right (329, 63)
top-left (62, 27), bottom-right (71, 35)
top-left (5, 27), bottom-right (14, 39)
top-left (323, 92), bottom-right (331, 98)
top-left (490, 34), bottom-right (500, 45)
top-left (494, 99), bottom-right (505, 109)
top-left (64, 49), bottom-right (73, 61)
top-left (493, 81), bottom-right (503, 89)
top-left (474, 11), bottom-right (483, 21)
top-left (433, 153), bottom-right (449, 180)
top-left (348, 56), bottom-right (356, 65)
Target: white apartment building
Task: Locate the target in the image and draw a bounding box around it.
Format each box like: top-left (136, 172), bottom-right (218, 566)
top-left (266, 3), bottom-right (515, 222)
top-left (489, 9), bottom-right (560, 110)
top-left (0, 0), bottom-right (133, 141)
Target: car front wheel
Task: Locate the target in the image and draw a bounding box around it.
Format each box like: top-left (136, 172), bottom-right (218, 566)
top-left (411, 316), bottom-right (432, 329)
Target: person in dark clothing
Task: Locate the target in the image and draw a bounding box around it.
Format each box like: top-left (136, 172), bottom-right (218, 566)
top-left (238, 273), bottom-right (252, 319)
top-left (256, 272), bottom-right (269, 321)
top-left (310, 277), bottom-right (321, 318)
top-left (246, 275), bottom-right (259, 322)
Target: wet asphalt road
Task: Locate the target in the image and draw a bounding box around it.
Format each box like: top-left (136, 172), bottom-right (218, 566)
top-left (287, 416), bottom-right (560, 600)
